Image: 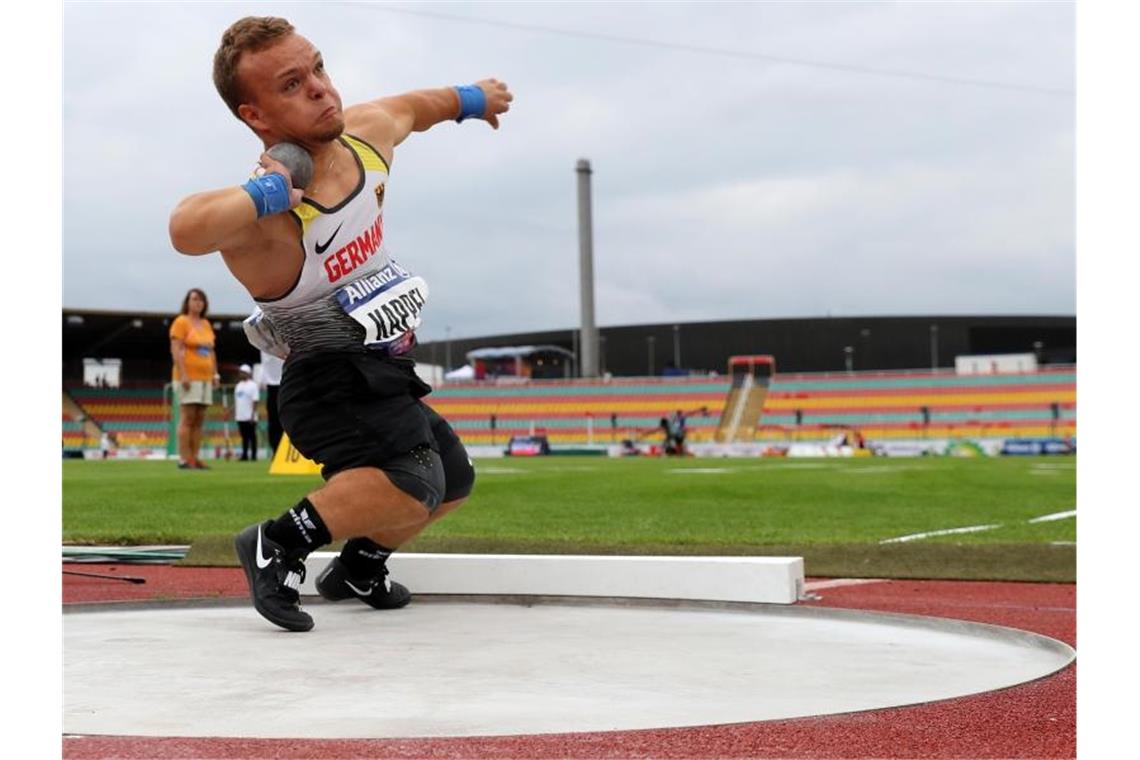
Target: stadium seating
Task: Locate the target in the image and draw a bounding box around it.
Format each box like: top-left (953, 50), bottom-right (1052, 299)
top-left (757, 367), bottom-right (1076, 442)
top-left (64, 378), bottom-right (731, 452)
top-left (65, 386), bottom-right (269, 454)
top-left (424, 376), bottom-right (731, 447)
top-left (62, 413), bottom-right (87, 451)
top-left (62, 366), bottom-right (1076, 454)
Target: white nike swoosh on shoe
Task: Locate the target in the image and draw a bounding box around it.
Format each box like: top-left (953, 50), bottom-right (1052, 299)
top-left (345, 579), bottom-right (373, 596)
top-left (255, 527), bottom-right (273, 569)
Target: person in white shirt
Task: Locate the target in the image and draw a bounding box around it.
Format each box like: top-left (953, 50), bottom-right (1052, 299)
top-left (259, 350), bottom-right (284, 455)
top-left (233, 364), bottom-right (261, 461)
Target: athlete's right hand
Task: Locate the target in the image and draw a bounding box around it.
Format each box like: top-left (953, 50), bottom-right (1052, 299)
top-left (255, 153), bottom-right (305, 209)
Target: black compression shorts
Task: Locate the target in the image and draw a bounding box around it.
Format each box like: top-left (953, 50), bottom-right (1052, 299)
top-left (278, 351), bottom-right (473, 501)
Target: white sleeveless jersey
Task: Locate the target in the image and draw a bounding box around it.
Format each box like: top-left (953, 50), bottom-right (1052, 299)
top-left (253, 134), bottom-right (428, 356)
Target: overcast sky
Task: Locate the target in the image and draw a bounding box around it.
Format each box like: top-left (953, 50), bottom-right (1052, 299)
top-left (62, 1), bottom-right (1074, 342)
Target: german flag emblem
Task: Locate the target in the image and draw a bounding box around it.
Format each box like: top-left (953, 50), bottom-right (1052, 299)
top-left (374, 182), bottom-right (386, 210)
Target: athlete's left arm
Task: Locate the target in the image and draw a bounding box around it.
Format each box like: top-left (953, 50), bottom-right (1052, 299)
top-left (347, 80), bottom-right (513, 153)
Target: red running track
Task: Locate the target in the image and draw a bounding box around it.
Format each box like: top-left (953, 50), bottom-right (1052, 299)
top-left (62, 565), bottom-right (1075, 759)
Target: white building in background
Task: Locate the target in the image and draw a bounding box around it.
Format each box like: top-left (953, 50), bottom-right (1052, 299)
top-left (955, 353), bottom-right (1038, 375)
top-left (83, 358), bottom-right (122, 387)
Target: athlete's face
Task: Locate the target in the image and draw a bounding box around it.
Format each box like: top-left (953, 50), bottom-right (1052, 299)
top-left (236, 34), bottom-right (345, 147)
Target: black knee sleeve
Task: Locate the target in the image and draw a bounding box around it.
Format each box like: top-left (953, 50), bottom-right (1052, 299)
top-left (382, 444), bottom-right (445, 512)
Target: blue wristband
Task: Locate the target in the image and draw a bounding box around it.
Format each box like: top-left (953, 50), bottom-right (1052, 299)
top-left (241, 173), bottom-right (291, 218)
top-left (455, 84), bottom-right (486, 123)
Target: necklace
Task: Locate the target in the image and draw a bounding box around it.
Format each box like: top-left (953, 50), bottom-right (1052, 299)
top-left (311, 149), bottom-right (338, 191)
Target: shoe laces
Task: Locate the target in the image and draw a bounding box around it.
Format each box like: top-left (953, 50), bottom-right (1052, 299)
top-left (283, 568), bottom-right (303, 592)
top-left (375, 564), bottom-right (393, 593)
top-left (275, 556), bottom-right (307, 601)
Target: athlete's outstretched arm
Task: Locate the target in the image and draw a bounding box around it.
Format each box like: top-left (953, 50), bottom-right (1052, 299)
top-left (351, 79), bottom-right (513, 149)
top-left (169, 152), bottom-right (304, 255)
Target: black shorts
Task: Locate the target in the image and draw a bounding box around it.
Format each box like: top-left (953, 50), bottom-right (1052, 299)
top-left (278, 350), bottom-right (466, 484)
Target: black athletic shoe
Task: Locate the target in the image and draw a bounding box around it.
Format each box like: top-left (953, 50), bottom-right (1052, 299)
top-left (315, 556), bottom-right (411, 609)
top-left (234, 521), bottom-right (314, 632)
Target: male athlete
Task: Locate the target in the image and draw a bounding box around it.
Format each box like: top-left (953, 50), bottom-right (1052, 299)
top-left (169, 16), bottom-right (512, 631)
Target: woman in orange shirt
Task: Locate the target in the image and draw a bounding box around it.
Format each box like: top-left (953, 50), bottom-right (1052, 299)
top-left (169, 288), bottom-right (219, 469)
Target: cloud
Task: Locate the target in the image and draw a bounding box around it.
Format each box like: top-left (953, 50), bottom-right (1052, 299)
top-left (62, 1), bottom-right (1074, 341)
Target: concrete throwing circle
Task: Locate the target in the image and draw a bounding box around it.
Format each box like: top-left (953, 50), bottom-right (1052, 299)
top-left (64, 598), bottom-right (1074, 738)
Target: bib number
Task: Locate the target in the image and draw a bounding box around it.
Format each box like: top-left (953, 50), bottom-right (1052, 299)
top-left (335, 260), bottom-right (429, 351)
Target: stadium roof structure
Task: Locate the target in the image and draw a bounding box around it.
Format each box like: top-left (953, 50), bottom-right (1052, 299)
top-left (466, 345), bottom-right (575, 361)
top-left (62, 309), bottom-right (1075, 381)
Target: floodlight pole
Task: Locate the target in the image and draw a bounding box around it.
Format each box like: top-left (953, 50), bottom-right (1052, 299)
top-left (445, 325), bottom-right (452, 372)
top-left (577, 159), bottom-right (599, 378)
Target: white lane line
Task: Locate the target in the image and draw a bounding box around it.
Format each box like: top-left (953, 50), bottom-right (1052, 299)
top-left (477, 467), bottom-right (526, 474)
top-left (1029, 510), bottom-right (1076, 523)
top-left (880, 524), bottom-right (1003, 544)
top-left (847, 465), bottom-right (929, 475)
top-left (667, 468), bottom-right (733, 474)
top-left (879, 507), bottom-right (1077, 544)
top-left (803, 578), bottom-right (889, 591)
top-left (1051, 541), bottom-right (1076, 546)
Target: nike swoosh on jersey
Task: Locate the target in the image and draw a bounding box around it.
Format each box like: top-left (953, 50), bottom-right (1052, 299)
top-left (255, 527), bottom-right (273, 569)
top-left (315, 222), bottom-right (344, 254)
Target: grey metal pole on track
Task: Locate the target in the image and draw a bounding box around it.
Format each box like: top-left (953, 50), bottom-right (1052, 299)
top-left (577, 159), bottom-right (598, 378)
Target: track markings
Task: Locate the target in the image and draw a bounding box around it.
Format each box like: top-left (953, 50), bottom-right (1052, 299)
top-left (667, 467), bottom-right (733, 474)
top-left (1029, 509), bottom-right (1076, 523)
top-left (881, 508), bottom-right (1075, 543)
top-left (880, 524), bottom-right (1003, 544)
top-left (478, 465), bottom-right (601, 474)
top-left (803, 578), bottom-right (890, 591)
top-left (846, 465), bottom-right (929, 475)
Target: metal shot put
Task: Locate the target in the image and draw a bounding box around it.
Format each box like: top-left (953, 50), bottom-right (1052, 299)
top-left (265, 141), bottom-right (313, 189)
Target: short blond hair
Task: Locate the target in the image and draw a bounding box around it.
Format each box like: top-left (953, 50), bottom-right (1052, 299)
top-left (212, 16), bottom-right (295, 121)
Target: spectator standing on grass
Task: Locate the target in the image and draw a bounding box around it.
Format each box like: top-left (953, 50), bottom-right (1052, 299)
top-left (259, 349), bottom-right (284, 455)
top-left (169, 288), bottom-right (219, 470)
top-left (233, 364), bottom-right (261, 461)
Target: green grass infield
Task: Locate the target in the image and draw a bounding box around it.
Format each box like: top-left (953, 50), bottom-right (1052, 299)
top-left (62, 456), bottom-right (1075, 582)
